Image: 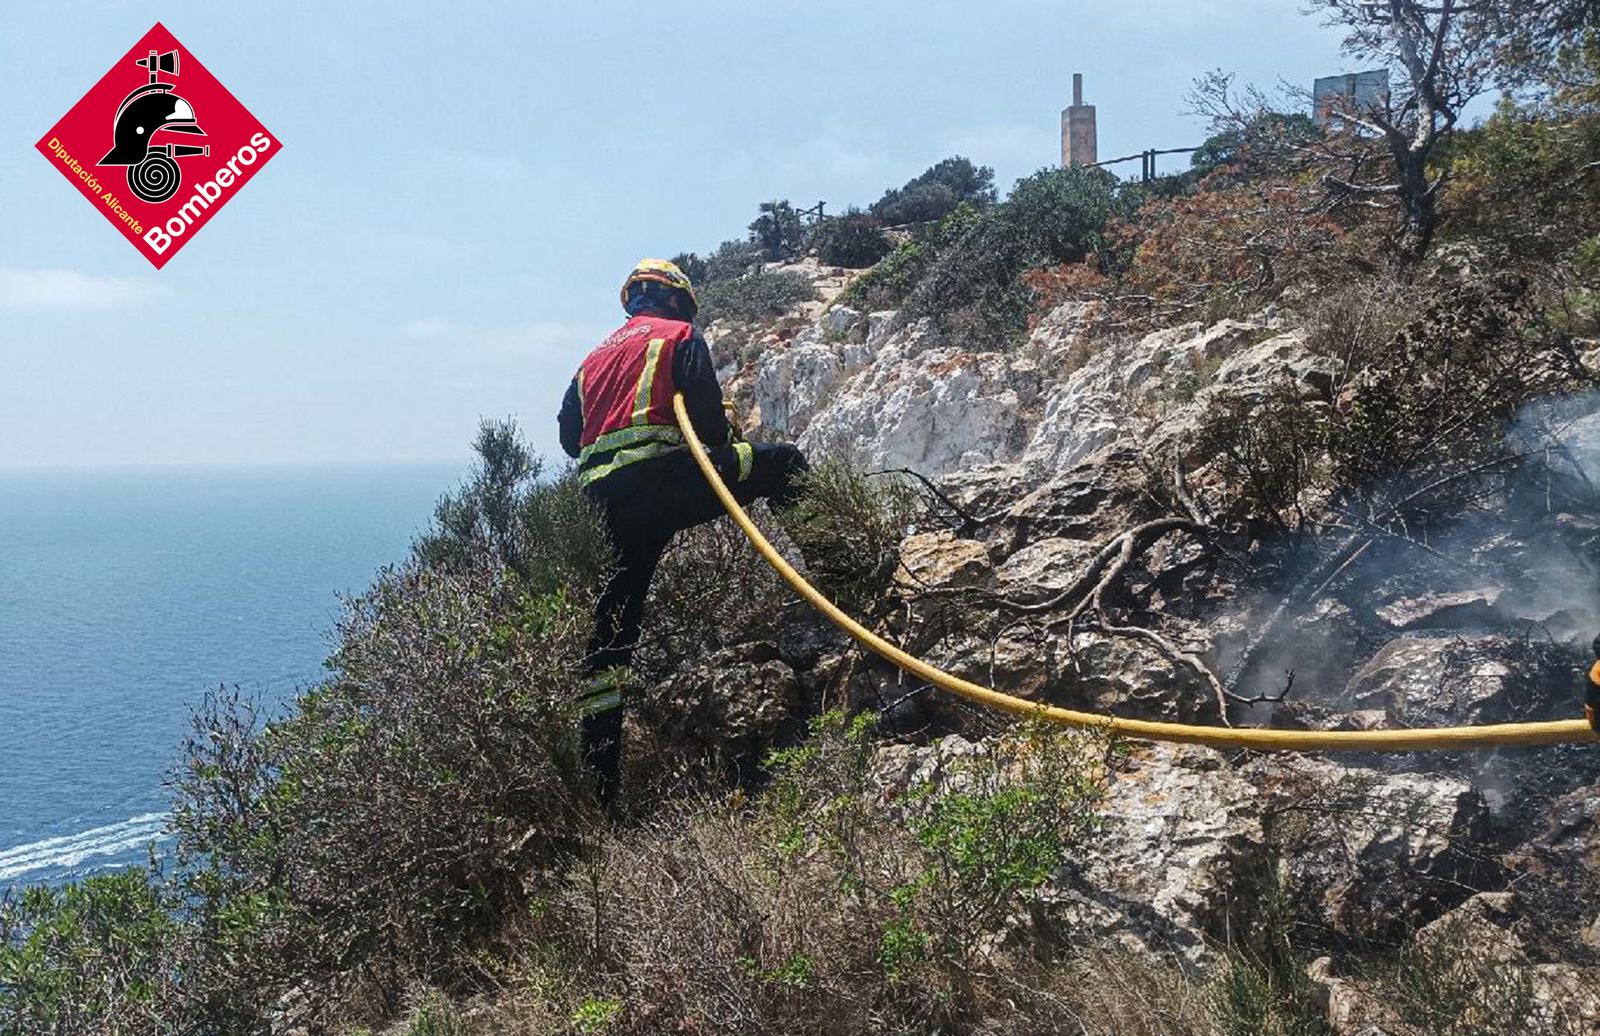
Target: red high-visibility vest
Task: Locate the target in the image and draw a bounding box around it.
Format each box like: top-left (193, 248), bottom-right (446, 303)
top-left (575, 314), bottom-right (694, 485)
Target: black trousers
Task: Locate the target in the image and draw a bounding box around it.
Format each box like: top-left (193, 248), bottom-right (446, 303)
top-left (579, 442), bottom-right (809, 803)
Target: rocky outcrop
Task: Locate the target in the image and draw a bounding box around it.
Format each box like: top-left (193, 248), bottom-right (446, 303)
top-left (792, 337), bottom-right (1037, 476)
top-left (643, 647), bottom-right (805, 771)
top-left (695, 261), bottom-right (1600, 1025)
top-left (1250, 755), bottom-right (1493, 944)
top-left (1035, 744), bottom-right (1264, 963)
top-left (1028, 744), bottom-right (1491, 964)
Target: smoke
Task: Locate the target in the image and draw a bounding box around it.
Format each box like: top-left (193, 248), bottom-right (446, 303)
top-left (1226, 390), bottom-right (1600, 712)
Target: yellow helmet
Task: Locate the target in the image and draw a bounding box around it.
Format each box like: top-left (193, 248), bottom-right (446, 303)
top-left (620, 258), bottom-right (698, 317)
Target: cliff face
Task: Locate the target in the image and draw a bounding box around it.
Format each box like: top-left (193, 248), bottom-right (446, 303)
top-left (682, 258), bottom-right (1600, 1031)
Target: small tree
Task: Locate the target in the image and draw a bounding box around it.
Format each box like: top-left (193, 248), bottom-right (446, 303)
top-left (749, 200), bottom-right (805, 262)
top-left (1314, 0), bottom-right (1499, 261)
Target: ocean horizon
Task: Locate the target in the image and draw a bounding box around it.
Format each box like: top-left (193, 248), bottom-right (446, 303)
top-left (0, 461), bottom-right (463, 886)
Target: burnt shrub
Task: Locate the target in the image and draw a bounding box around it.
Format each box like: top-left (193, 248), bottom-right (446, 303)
top-left (1326, 274), bottom-right (1579, 514)
top-left (1189, 380), bottom-right (1330, 534)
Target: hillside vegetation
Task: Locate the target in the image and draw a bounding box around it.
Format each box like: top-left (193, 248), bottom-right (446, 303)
top-left (8, 3), bottom-right (1600, 1034)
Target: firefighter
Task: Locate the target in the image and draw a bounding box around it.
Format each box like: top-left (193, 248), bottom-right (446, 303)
top-left (559, 258), bottom-right (810, 804)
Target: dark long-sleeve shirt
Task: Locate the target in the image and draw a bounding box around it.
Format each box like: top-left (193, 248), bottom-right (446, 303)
top-left (557, 323), bottom-right (730, 460)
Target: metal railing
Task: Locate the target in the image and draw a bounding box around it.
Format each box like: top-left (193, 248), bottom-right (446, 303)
top-left (1091, 146), bottom-right (1200, 182)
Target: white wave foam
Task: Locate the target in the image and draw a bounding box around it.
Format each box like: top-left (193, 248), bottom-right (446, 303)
top-left (0, 813), bottom-right (169, 882)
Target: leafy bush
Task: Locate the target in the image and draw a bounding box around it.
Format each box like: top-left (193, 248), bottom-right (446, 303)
top-left (0, 423), bottom-right (610, 1034)
top-left (1002, 164), bottom-right (1122, 264)
top-left (0, 872), bottom-right (178, 1034)
top-left (175, 424), bottom-right (601, 1020)
top-left (699, 238), bottom-right (765, 286)
top-left (837, 238), bottom-right (927, 312)
top-left (1188, 113), bottom-right (1321, 179)
top-left (416, 419), bottom-right (611, 592)
top-left (870, 156), bottom-right (996, 226)
top-left (903, 166), bottom-right (1121, 346)
top-left (805, 207), bottom-right (892, 268)
top-left (1442, 43), bottom-right (1600, 265)
top-left (697, 270), bottom-right (817, 324)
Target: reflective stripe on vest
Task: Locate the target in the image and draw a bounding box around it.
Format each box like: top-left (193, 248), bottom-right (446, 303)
top-left (576, 319), bottom-right (694, 484)
top-left (631, 339), bottom-right (667, 423)
top-left (579, 438), bottom-right (681, 486)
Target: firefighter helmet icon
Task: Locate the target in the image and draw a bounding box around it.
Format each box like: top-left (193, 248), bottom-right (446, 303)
top-left (98, 48), bottom-right (210, 203)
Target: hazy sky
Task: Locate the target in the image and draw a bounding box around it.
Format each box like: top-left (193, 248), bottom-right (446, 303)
top-left (3, 1), bottom-right (1353, 469)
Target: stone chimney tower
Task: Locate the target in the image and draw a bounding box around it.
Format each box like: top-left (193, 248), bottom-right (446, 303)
top-left (1061, 73), bottom-right (1097, 167)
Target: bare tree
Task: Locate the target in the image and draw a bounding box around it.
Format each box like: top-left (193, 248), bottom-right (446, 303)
top-left (1311, 0), bottom-right (1498, 262)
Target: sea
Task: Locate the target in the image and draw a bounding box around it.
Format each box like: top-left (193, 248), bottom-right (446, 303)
top-left (0, 463), bottom-right (460, 887)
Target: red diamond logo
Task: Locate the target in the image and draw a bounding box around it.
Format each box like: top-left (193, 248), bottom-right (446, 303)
top-left (36, 23), bottom-right (280, 269)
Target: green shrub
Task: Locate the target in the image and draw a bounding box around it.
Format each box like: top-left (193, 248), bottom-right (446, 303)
top-left (838, 202), bottom-right (982, 313)
top-left (1002, 164), bottom-right (1122, 265)
top-left (404, 991), bottom-right (471, 1036)
top-left (699, 238), bottom-right (764, 285)
top-left (570, 995), bottom-right (622, 1033)
top-left (805, 207), bottom-right (892, 268)
top-left (668, 251), bottom-right (707, 285)
top-left (1376, 919), bottom-right (1535, 1035)
top-left (0, 423), bottom-right (612, 1034)
top-left (416, 419), bottom-right (611, 594)
top-left (903, 165), bottom-right (1121, 347)
top-left (838, 238), bottom-right (926, 312)
top-left (1210, 949), bottom-right (1329, 1036)
top-left (0, 871), bottom-right (177, 1035)
top-left (169, 430), bottom-right (601, 1021)
top-left (697, 270), bottom-right (817, 323)
top-left (870, 156), bottom-right (996, 226)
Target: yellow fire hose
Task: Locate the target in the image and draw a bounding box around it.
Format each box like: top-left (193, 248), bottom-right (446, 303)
top-left (673, 393), bottom-right (1600, 752)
